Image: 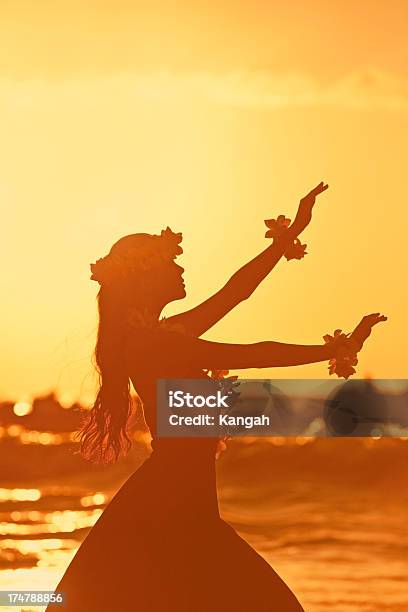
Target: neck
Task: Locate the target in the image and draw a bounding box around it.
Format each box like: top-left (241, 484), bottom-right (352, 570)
top-left (128, 299), bottom-right (167, 325)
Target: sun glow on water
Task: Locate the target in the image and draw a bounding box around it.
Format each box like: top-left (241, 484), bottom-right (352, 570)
top-left (13, 402), bottom-right (32, 417)
top-left (0, 489), bottom-right (41, 502)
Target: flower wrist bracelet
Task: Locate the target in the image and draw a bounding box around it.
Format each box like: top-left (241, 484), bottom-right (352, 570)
top-left (264, 215), bottom-right (307, 260)
top-left (323, 329), bottom-right (359, 379)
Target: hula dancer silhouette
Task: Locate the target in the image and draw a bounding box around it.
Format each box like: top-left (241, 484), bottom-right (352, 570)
top-left (47, 182), bottom-right (386, 611)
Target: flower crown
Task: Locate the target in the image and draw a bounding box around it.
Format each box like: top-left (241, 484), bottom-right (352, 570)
top-left (90, 227), bottom-right (183, 285)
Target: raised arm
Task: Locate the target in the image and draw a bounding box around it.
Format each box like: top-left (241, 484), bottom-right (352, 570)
top-left (165, 182), bottom-right (328, 337)
top-left (165, 238), bottom-right (294, 338)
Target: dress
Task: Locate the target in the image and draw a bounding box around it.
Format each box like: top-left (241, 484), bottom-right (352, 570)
top-left (46, 327), bottom-right (305, 612)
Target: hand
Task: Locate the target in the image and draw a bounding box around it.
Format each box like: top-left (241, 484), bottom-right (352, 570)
top-left (349, 313), bottom-right (388, 352)
top-left (290, 181), bottom-right (329, 236)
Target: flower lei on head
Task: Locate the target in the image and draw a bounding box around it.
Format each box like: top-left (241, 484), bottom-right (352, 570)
top-left (264, 215), bottom-right (307, 260)
top-left (90, 227), bottom-right (183, 285)
top-left (323, 329), bottom-right (359, 379)
top-left (159, 226), bottom-right (183, 258)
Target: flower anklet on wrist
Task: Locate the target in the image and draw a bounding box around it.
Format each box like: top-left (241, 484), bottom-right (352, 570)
top-left (264, 215), bottom-right (307, 260)
top-left (323, 329), bottom-right (359, 379)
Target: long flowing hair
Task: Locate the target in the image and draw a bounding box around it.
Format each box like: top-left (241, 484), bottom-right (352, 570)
top-left (75, 283), bottom-right (134, 464)
top-left (73, 229), bottom-right (183, 464)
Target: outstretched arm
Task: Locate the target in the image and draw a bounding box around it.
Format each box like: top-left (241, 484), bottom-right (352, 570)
top-left (165, 182), bottom-right (328, 337)
top-left (175, 336), bottom-right (334, 370)
top-left (137, 314), bottom-right (386, 371)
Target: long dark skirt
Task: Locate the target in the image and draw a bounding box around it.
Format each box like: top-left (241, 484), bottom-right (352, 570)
top-left (47, 449), bottom-right (304, 612)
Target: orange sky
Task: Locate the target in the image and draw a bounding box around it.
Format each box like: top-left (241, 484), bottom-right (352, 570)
top-left (1, 1), bottom-right (407, 403)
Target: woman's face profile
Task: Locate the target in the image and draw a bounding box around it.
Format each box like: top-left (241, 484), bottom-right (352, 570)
top-left (157, 260), bottom-right (186, 304)
top-left (106, 232), bottom-right (186, 306)
top-left (166, 261), bottom-right (186, 301)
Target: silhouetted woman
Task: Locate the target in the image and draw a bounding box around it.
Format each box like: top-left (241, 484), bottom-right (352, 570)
top-left (47, 183), bottom-right (386, 611)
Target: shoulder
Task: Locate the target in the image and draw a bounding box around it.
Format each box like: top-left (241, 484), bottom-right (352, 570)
top-left (125, 321), bottom-right (186, 357)
top-left (126, 325), bottom-right (161, 353)
top-left (126, 321), bottom-right (203, 373)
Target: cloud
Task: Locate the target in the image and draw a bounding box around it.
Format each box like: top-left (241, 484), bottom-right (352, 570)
top-left (1, 69), bottom-right (407, 112)
top-left (172, 69), bottom-right (408, 111)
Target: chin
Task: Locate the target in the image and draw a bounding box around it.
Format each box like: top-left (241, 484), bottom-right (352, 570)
top-left (169, 287), bottom-right (186, 302)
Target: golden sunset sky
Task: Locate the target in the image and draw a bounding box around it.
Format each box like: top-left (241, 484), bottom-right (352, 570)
top-left (1, 1), bottom-right (407, 404)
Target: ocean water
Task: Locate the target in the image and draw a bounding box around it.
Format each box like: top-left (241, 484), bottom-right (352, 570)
top-left (0, 437), bottom-right (407, 612)
top-left (220, 484), bottom-right (408, 611)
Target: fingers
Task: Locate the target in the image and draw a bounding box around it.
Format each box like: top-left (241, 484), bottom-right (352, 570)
top-left (373, 314), bottom-right (388, 325)
top-left (303, 181), bottom-right (329, 200)
top-left (365, 312), bottom-right (387, 320)
top-left (361, 313), bottom-right (388, 326)
top-left (312, 182), bottom-right (329, 196)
